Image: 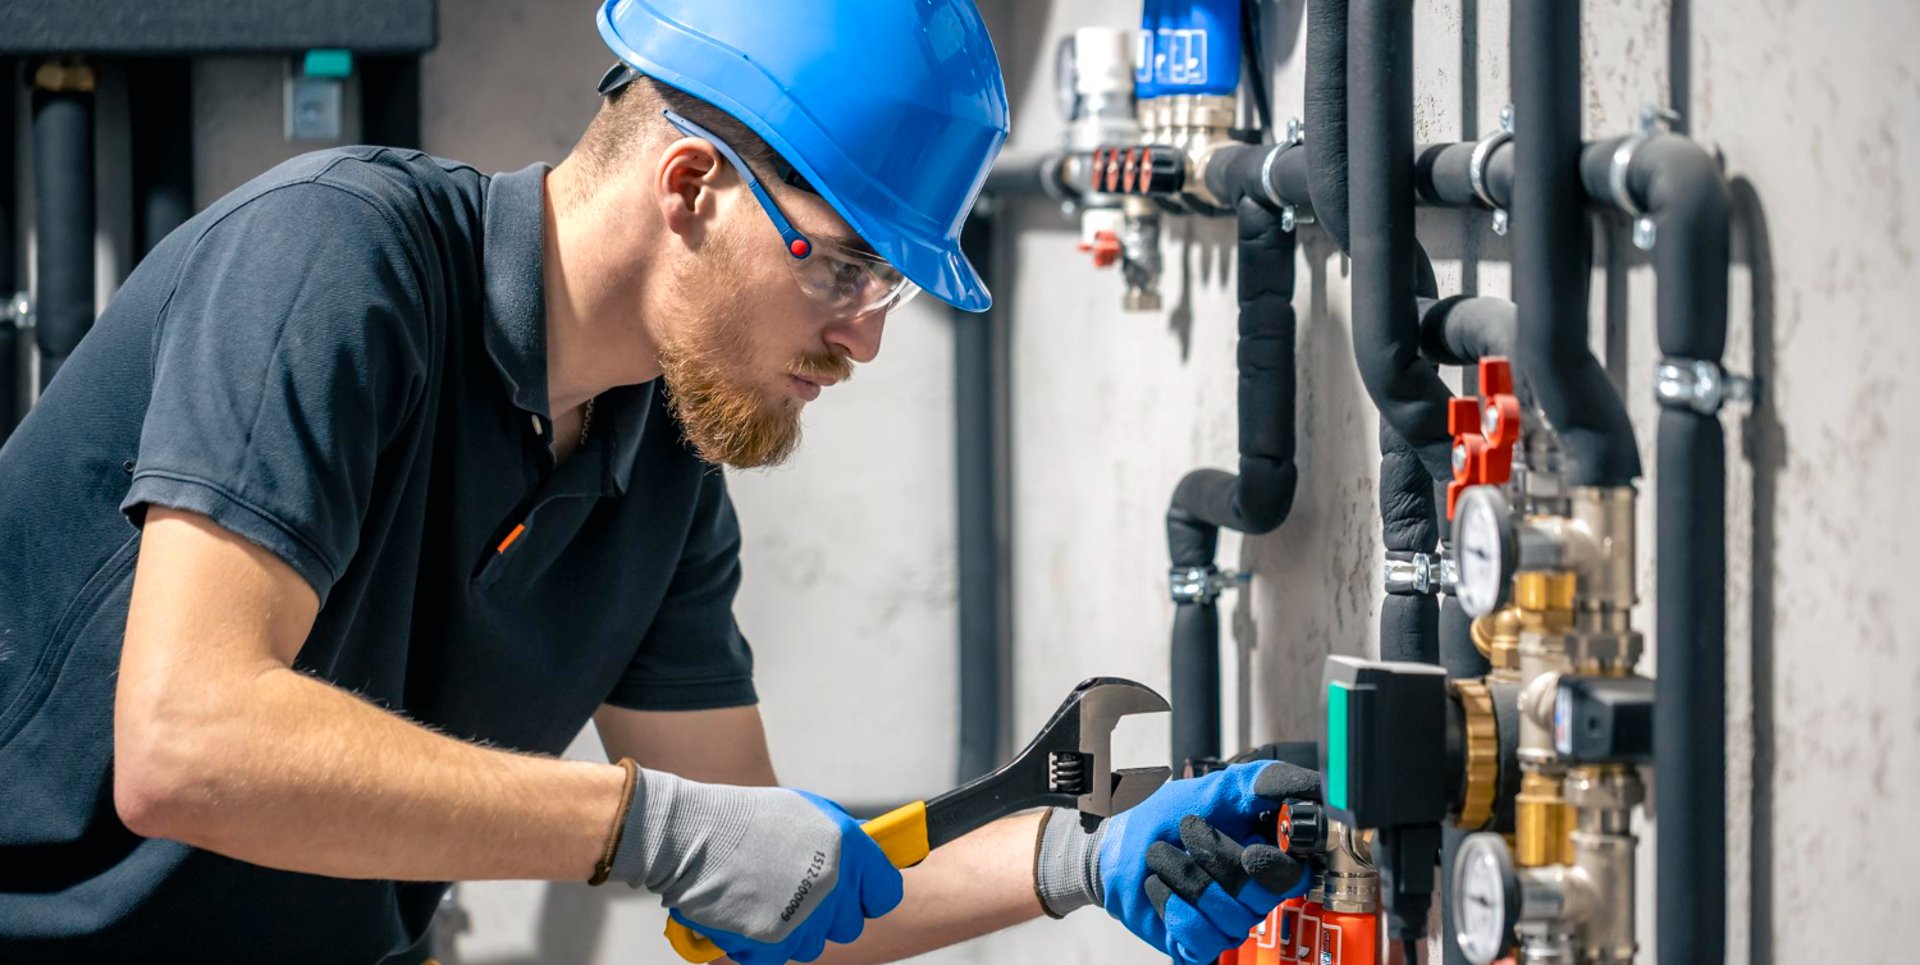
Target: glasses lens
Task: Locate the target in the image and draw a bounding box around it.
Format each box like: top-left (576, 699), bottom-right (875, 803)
top-left (789, 244), bottom-right (920, 318)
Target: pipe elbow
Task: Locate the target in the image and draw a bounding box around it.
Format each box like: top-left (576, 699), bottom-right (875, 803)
top-left (1237, 463), bottom-right (1299, 535)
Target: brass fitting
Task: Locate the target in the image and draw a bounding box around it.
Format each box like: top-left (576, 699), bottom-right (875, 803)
top-left (1450, 678), bottom-right (1500, 830)
top-left (1514, 770), bottom-right (1574, 867)
top-left (1158, 94), bottom-right (1237, 209)
top-left (1471, 606), bottom-right (1525, 679)
top-left (33, 58), bottom-right (97, 93)
top-left (1513, 571), bottom-right (1576, 623)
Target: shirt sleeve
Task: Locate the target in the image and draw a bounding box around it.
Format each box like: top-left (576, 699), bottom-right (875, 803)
top-left (603, 470), bottom-right (758, 711)
top-left (121, 180), bottom-right (429, 604)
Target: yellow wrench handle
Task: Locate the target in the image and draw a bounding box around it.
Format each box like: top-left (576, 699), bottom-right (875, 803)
top-left (662, 801), bottom-right (932, 962)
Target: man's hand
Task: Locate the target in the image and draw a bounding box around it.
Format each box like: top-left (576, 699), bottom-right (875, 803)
top-left (612, 772), bottom-right (903, 964)
top-left (1031, 760), bottom-right (1321, 964)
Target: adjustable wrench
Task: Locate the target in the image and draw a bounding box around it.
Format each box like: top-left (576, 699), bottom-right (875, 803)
top-left (666, 676), bottom-right (1172, 961)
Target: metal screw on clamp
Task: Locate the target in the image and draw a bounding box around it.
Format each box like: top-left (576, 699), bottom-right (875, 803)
top-left (1168, 565), bottom-right (1251, 604)
top-left (1654, 357), bottom-right (1757, 414)
top-left (1384, 553), bottom-right (1441, 595)
top-left (4, 292), bottom-right (31, 330)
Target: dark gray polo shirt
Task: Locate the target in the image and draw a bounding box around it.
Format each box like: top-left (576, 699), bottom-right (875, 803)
top-left (0, 147), bottom-right (757, 962)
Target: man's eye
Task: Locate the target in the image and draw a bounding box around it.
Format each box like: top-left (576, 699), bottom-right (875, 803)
top-left (830, 258), bottom-right (865, 286)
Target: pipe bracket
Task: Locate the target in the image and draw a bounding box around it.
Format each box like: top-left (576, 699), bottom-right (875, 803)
top-left (1607, 105), bottom-right (1682, 250)
top-left (1169, 565), bottom-right (1249, 604)
top-left (1654, 358), bottom-right (1755, 414)
top-left (1266, 119), bottom-right (1312, 231)
top-left (1471, 105), bottom-right (1516, 235)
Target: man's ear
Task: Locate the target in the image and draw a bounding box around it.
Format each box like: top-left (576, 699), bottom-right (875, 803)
top-left (656, 139), bottom-right (725, 239)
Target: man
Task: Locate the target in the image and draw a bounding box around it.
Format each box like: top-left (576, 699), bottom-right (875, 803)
top-left (0, 2), bottom-right (1313, 962)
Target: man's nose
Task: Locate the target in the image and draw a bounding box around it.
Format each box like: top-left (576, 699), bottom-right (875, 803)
top-left (824, 307), bottom-right (886, 365)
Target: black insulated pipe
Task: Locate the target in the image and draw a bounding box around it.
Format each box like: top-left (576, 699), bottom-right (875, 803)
top-left (1349, 0), bottom-right (1454, 486)
top-left (953, 208), bottom-right (1011, 781)
top-left (1, 59), bottom-right (19, 441)
top-left (361, 55), bottom-right (422, 150)
top-left (1378, 424), bottom-right (1438, 667)
top-left (128, 58), bottom-right (195, 262)
top-left (1510, 0), bottom-right (1640, 487)
top-left (1580, 133), bottom-right (1732, 965)
top-left (982, 153), bottom-right (1064, 200)
top-left (30, 64), bottom-right (97, 391)
top-left (1204, 142), bottom-right (1314, 213)
top-left (1167, 198), bottom-right (1299, 768)
top-left (1418, 295), bottom-right (1518, 368)
top-left (1306, 0), bottom-right (1351, 250)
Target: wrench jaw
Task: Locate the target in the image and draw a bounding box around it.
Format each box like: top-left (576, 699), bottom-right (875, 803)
top-left (1105, 766), bottom-right (1173, 815)
top-left (1072, 677), bottom-right (1174, 821)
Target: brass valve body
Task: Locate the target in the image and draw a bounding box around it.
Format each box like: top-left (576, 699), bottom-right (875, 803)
top-left (1471, 606), bottom-right (1525, 678)
top-left (33, 58), bottom-right (97, 93)
top-left (1514, 571), bottom-right (1576, 626)
top-left (1515, 770), bottom-right (1575, 867)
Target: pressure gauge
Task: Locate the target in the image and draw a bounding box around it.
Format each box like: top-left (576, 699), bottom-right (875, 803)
top-left (1054, 35), bottom-right (1082, 122)
top-left (1452, 832), bottom-right (1519, 965)
top-left (1453, 485), bottom-right (1516, 617)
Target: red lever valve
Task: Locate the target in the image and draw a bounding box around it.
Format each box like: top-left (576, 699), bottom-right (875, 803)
top-left (1446, 357), bottom-right (1522, 518)
top-left (1077, 229), bottom-right (1123, 269)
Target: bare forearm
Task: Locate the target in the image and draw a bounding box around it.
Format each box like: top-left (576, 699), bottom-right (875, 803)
top-left (813, 812), bottom-right (1049, 964)
top-left (118, 665), bottom-right (622, 883)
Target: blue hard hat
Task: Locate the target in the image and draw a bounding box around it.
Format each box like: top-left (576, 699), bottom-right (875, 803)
top-left (596, 0), bottom-right (1010, 312)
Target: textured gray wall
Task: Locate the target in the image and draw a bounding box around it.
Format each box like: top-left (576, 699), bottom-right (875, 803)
top-left (17, 0), bottom-right (1916, 960)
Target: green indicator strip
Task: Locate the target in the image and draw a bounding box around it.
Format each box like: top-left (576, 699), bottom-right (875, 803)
top-left (1326, 682), bottom-right (1350, 810)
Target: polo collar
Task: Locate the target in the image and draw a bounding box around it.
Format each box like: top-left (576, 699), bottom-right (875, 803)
top-left (482, 162), bottom-right (657, 496)
top-left (481, 162), bottom-right (554, 418)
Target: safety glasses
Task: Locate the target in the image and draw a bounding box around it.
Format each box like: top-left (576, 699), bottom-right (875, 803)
top-left (661, 109), bottom-right (920, 319)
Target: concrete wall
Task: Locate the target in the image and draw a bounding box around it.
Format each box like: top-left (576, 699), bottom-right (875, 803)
top-left (12, 0), bottom-right (1917, 961)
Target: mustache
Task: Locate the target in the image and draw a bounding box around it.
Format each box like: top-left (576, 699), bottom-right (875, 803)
top-left (791, 351), bottom-right (854, 385)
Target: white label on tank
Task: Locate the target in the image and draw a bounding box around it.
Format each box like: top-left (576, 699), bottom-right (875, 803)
top-left (1156, 28), bottom-right (1209, 86)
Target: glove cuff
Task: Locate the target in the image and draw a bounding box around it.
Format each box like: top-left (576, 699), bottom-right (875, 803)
top-left (607, 767), bottom-right (757, 896)
top-left (1033, 807), bottom-right (1105, 918)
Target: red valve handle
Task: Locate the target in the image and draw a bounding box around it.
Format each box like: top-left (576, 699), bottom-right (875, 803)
top-left (1446, 356), bottom-right (1521, 518)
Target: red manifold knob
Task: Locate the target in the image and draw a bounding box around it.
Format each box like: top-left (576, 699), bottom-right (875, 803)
top-left (1078, 229), bottom-right (1122, 268)
top-left (1446, 357), bottom-right (1522, 518)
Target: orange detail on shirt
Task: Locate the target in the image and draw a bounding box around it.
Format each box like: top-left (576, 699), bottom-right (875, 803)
top-left (497, 523), bottom-right (527, 553)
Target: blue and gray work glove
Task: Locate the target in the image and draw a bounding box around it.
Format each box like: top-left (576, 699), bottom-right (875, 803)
top-left (609, 769), bottom-right (904, 965)
top-left (1034, 760), bottom-right (1321, 965)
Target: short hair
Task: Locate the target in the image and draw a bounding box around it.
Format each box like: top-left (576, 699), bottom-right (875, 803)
top-left (576, 71), bottom-right (788, 188)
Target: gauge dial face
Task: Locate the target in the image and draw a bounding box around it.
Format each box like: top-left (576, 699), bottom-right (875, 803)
top-left (1054, 35), bottom-right (1082, 122)
top-left (1453, 833), bottom-right (1516, 965)
top-left (1454, 485), bottom-right (1514, 617)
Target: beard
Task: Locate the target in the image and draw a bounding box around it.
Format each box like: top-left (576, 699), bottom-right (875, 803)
top-left (658, 241), bottom-right (852, 468)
